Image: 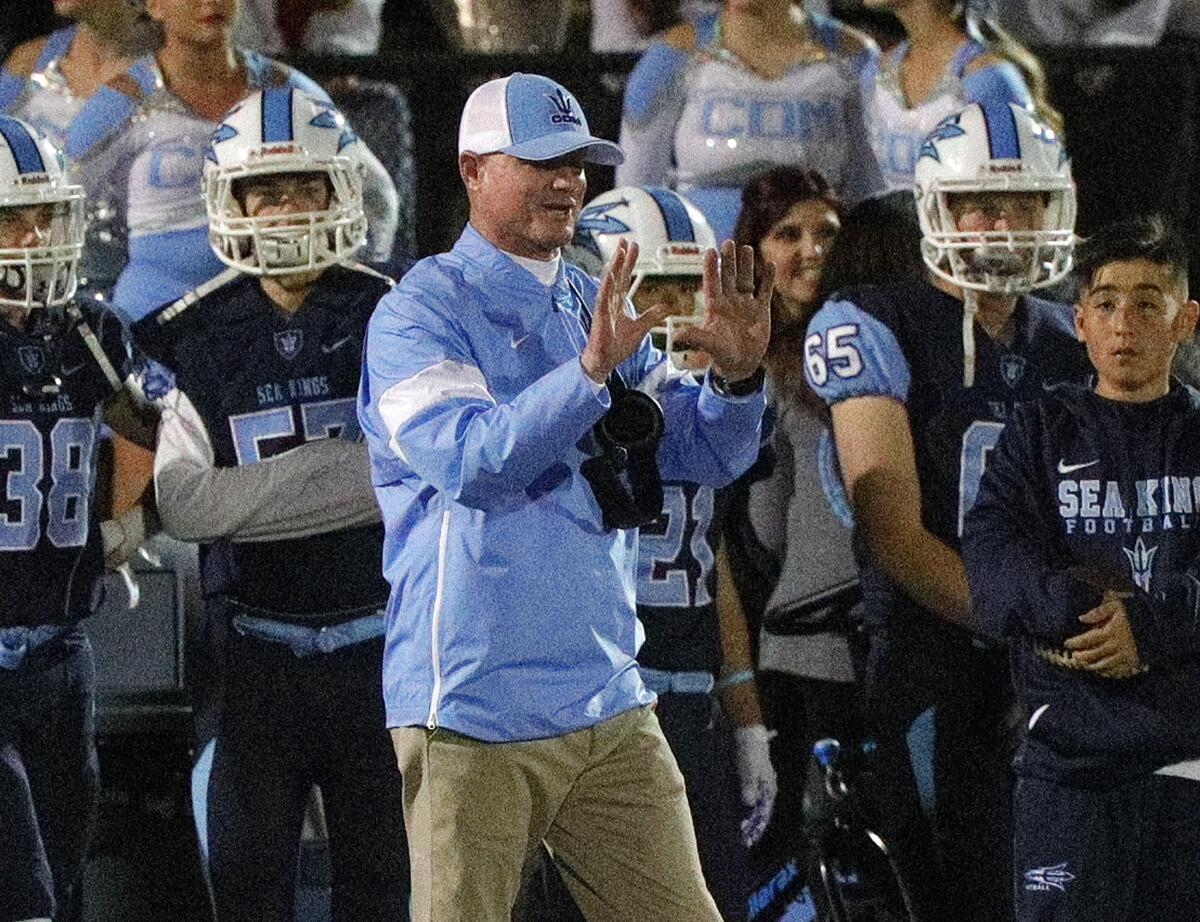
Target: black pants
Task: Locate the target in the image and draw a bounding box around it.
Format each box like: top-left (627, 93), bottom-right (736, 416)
top-left (753, 671), bottom-right (864, 872)
top-left (864, 628), bottom-right (1016, 922)
top-left (0, 632), bottom-right (98, 922)
top-left (1014, 773), bottom-right (1200, 922)
top-left (205, 630), bottom-right (409, 922)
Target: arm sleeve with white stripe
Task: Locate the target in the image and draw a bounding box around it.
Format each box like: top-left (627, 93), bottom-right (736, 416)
top-left (358, 277), bottom-right (612, 511)
top-left (153, 386), bottom-right (381, 543)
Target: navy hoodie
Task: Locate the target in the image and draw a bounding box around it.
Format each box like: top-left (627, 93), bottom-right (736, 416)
top-left (964, 382), bottom-right (1200, 787)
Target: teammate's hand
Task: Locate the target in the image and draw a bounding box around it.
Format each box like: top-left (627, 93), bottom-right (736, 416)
top-left (733, 723), bottom-right (778, 848)
top-left (673, 240), bottom-right (774, 383)
top-left (579, 239), bottom-right (672, 384)
top-left (1064, 593), bottom-right (1145, 679)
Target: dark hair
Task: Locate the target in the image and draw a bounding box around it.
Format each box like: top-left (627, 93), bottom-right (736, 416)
top-left (731, 167), bottom-right (840, 409)
top-left (732, 167), bottom-right (838, 260)
top-left (1075, 215), bottom-right (1190, 297)
top-left (817, 190), bottom-right (924, 304)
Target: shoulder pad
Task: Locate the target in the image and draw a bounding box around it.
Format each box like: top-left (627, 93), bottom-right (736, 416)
top-left (805, 294), bottom-right (910, 405)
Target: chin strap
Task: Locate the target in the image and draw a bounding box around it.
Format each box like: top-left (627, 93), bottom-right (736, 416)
top-left (962, 288), bottom-right (979, 388)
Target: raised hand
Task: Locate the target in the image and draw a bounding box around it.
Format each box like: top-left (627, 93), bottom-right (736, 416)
top-left (674, 240), bottom-right (775, 383)
top-left (580, 239), bottom-right (672, 384)
top-left (1064, 592), bottom-right (1146, 679)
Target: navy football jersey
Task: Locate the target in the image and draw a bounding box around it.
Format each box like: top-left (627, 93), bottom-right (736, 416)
top-left (135, 265), bottom-right (391, 619)
top-left (805, 279), bottom-right (1092, 636)
top-left (636, 481), bottom-right (728, 674)
top-left (0, 305), bottom-right (130, 628)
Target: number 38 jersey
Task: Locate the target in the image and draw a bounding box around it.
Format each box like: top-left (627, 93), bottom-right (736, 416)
top-left (0, 305), bottom-right (130, 628)
top-left (804, 279), bottom-right (1091, 634)
top-left (134, 265), bottom-right (391, 618)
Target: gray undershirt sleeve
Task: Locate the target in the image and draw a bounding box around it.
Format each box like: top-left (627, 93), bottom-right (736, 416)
top-left (153, 386), bottom-right (381, 544)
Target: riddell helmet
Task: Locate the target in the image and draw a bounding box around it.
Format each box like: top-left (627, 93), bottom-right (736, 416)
top-left (0, 116), bottom-right (84, 309)
top-left (914, 101), bottom-right (1076, 296)
top-left (573, 186), bottom-right (716, 355)
top-left (204, 87), bottom-right (367, 275)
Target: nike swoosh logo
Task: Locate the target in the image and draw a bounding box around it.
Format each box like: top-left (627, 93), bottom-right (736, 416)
top-left (321, 336), bottom-right (352, 354)
top-left (1058, 459), bottom-right (1100, 474)
top-left (511, 333), bottom-right (531, 349)
top-left (61, 361), bottom-right (87, 376)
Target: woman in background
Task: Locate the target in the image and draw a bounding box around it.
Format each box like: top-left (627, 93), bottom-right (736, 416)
top-left (618, 0), bottom-right (882, 242)
top-left (723, 174), bottom-right (925, 863)
top-left (862, 0), bottom-right (1061, 190)
top-left (1, 0), bottom-right (153, 148)
top-left (66, 0), bottom-right (397, 322)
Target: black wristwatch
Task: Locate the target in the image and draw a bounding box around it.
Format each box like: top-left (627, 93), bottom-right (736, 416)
top-left (709, 366), bottom-right (765, 398)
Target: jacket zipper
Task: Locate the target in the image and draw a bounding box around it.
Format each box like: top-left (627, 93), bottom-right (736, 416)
top-left (425, 507), bottom-right (453, 730)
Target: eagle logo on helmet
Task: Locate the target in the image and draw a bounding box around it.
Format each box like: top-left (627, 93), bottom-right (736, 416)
top-left (309, 101), bottom-right (358, 153)
top-left (206, 122), bottom-right (239, 164)
top-left (918, 116), bottom-right (966, 164)
top-left (574, 199), bottom-right (632, 259)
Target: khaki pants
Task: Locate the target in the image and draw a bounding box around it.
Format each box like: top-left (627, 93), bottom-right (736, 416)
top-left (391, 704), bottom-right (723, 922)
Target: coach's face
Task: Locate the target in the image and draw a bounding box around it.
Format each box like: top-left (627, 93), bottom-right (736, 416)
top-left (461, 151), bottom-right (587, 261)
top-left (1075, 259), bottom-right (1199, 402)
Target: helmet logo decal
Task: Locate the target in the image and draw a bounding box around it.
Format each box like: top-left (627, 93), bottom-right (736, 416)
top-left (309, 101), bottom-right (358, 152)
top-left (206, 122), bottom-right (239, 164)
top-left (575, 199), bottom-right (631, 259)
top-left (917, 116), bottom-right (965, 164)
top-left (547, 89), bottom-right (582, 127)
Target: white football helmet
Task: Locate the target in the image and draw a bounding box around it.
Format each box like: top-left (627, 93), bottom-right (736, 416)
top-left (914, 101), bottom-right (1076, 296)
top-left (0, 115), bottom-right (84, 310)
top-left (204, 87), bottom-right (367, 275)
top-left (915, 102), bottom-right (1076, 386)
top-left (573, 185), bottom-right (716, 359)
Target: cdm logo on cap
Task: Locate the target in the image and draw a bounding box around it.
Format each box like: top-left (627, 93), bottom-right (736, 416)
top-left (458, 73), bottom-right (625, 166)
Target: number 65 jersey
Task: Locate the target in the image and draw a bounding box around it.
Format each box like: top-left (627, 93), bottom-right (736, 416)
top-left (803, 279), bottom-right (1091, 635)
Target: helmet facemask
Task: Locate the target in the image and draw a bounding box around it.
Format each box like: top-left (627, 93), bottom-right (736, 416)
top-left (0, 196), bottom-right (85, 311)
top-left (206, 158), bottom-right (367, 277)
top-left (919, 178), bottom-right (1076, 296)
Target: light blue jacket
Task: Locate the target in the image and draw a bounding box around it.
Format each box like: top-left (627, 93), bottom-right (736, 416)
top-left (358, 225), bottom-right (765, 741)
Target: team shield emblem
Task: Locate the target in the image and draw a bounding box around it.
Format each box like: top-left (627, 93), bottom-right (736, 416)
top-left (274, 329), bottom-right (304, 360)
top-left (17, 346), bottom-right (45, 375)
top-left (1000, 354), bottom-right (1026, 389)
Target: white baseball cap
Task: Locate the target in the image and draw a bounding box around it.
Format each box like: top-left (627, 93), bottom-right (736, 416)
top-left (458, 73), bottom-right (625, 166)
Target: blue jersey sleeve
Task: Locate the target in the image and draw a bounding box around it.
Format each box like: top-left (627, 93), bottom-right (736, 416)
top-left (616, 40), bottom-right (688, 188)
top-left (961, 62), bottom-right (1033, 109)
top-left (804, 297), bottom-right (911, 405)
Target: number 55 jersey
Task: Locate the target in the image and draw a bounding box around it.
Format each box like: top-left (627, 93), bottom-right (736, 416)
top-left (804, 279), bottom-right (1091, 638)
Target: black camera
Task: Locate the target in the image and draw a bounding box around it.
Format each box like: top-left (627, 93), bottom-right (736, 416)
top-left (580, 387), bottom-right (665, 530)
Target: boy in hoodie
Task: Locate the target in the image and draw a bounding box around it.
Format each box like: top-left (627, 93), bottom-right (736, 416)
top-left (964, 215), bottom-right (1200, 922)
